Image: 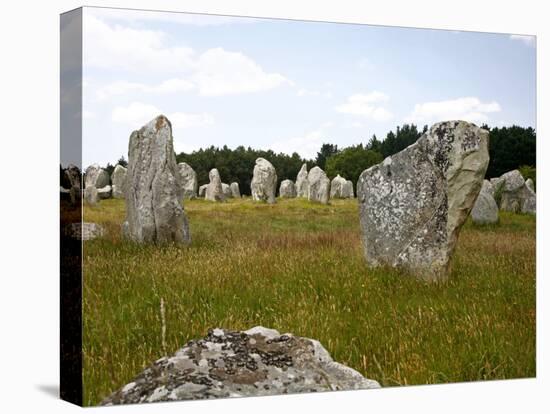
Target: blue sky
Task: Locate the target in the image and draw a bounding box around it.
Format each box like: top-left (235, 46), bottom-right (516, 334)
top-left (80, 7), bottom-right (536, 167)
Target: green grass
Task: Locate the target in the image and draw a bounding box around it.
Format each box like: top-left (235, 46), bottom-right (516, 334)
top-left (82, 197), bottom-right (536, 406)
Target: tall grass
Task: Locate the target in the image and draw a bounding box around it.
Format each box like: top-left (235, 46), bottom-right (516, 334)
top-left (82, 198), bottom-right (535, 406)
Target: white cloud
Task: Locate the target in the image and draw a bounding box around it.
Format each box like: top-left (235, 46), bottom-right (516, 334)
top-left (335, 92), bottom-right (393, 121)
top-left (96, 79), bottom-right (195, 100)
top-left (111, 102), bottom-right (214, 130)
top-left (297, 88), bottom-right (332, 99)
top-left (357, 58), bottom-right (374, 70)
top-left (510, 34), bottom-right (536, 47)
top-left (404, 97), bottom-right (501, 125)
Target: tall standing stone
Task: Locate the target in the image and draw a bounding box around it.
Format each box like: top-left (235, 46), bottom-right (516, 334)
top-left (357, 120), bottom-right (489, 280)
top-left (307, 166), bottom-right (330, 204)
top-left (85, 164), bottom-right (110, 189)
top-left (222, 183), bottom-right (233, 199)
top-left (177, 162), bottom-right (198, 199)
top-left (84, 186), bottom-right (99, 206)
top-left (344, 180), bottom-right (354, 199)
top-left (251, 158), bottom-right (277, 204)
top-left (230, 182), bottom-right (241, 198)
top-left (205, 168), bottom-right (225, 202)
top-left (122, 115), bottom-right (190, 244)
top-left (62, 164), bottom-right (82, 205)
top-left (295, 164), bottom-right (309, 198)
top-left (471, 180), bottom-right (499, 224)
top-left (330, 175), bottom-right (348, 199)
top-left (111, 164), bottom-right (127, 199)
top-left (279, 179), bottom-right (297, 198)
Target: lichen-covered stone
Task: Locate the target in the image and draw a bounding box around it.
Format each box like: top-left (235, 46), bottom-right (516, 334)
top-left (122, 115), bottom-right (191, 244)
top-left (111, 164), bottom-right (127, 199)
top-left (279, 179), bottom-right (296, 198)
top-left (205, 169), bottom-right (225, 202)
top-left (330, 175), bottom-right (348, 199)
top-left (230, 182), bottom-right (241, 198)
top-left (307, 166), bottom-right (330, 204)
top-left (85, 163), bottom-right (109, 189)
top-left (251, 158), bottom-right (277, 204)
top-left (471, 180), bottom-right (499, 224)
top-left (100, 326), bottom-right (380, 406)
top-left (178, 162), bottom-right (198, 199)
top-left (498, 170), bottom-right (536, 214)
top-left (295, 164), bottom-right (309, 198)
top-left (357, 120), bottom-right (489, 280)
top-left (222, 183), bottom-right (233, 199)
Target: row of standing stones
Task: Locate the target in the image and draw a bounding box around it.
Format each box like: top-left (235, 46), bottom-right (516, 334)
top-left (61, 116), bottom-right (536, 403)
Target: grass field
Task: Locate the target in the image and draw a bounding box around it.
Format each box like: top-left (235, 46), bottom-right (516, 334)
top-left (82, 197), bottom-right (536, 406)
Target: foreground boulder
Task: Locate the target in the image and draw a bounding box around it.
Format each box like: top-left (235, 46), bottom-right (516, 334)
top-left (330, 175), bottom-right (348, 199)
top-left (307, 166), bottom-right (330, 204)
top-left (295, 164), bottom-right (309, 198)
top-left (357, 121), bottom-right (489, 280)
top-left (178, 162), bottom-right (198, 199)
top-left (222, 183), bottom-right (233, 199)
top-left (471, 180), bottom-right (499, 224)
top-left (497, 170), bottom-right (536, 214)
top-left (100, 326), bottom-right (380, 405)
top-left (111, 164), bottom-right (127, 199)
top-left (279, 179), bottom-right (297, 198)
top-left (230, 182), bottom-right (241, 198)
top-left (122, 115), bottom-right (191, 244)
top-left (251, 158), bottom-right (277, 204)
top-left (85, 164), bottom-right (109, 189)
top-left (205, 169), bottom-right (225, 202)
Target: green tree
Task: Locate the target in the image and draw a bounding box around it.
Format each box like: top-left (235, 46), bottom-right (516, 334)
top-left (325, 144), bottom-right (383, 190)
top-left (487, 125), bottom-right (536, 178)
top-left (315, 143), bottom-right (339, 169)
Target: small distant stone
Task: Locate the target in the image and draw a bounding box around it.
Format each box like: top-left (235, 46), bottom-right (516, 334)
top-left (63, 222), bottom-right (104, 241)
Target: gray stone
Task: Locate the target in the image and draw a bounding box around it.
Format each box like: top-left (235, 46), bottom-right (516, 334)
top-left (330, 175), bottom-right (348, 199)
top-left (85, 163), bottom-right (109, 189)
top-left (111, 164), bottom-right (127, 199)
top-left (251, 158), bottom-right (277, 204)
top-left (178, 162), bottom-right (198, 199)
top-left (122, 115), bottom-right (191, 244)
top-left (307, 166), bottom-right (330, 204)
top-left (344, 180), bottom-right (355, 198)
top-left (279, 179), bottom-right (297, 198)
top-left (471, 180), bottom-right (499, 224)
top-left (62, 164), bottom-right (81, 189)
top-left (100, 326), bottom-right (380, 406)
top-left (525, 178), bottom-right (535, 193)
top-left (222, 183), bottom-right (233, 199)
top-left (97, 185), bottom-right (112, 200)
top-left (295, 163), bottom-right (309, 198)
top-left (198, 184), bottom-right (208, 198)
top-left (357, 120), bottom-right (489, 280)
top-left (63, 222), bottom-right (105, 241)
top-left (84, 186), bottom-right (99, 206)
top-left (205, 168), bottom-right (225, 202)
top-left (498, 170), bottom-right (536, 214)
top-left (230, 182), bottom-right (241, 198)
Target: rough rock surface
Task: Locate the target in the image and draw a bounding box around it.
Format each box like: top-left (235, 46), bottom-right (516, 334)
top-left (84, 186), bottom-right (99, 206)
top-left (100, 326), bottom-right (380, 406)
top-left (307, 167), bottom-right (330, 204)
top-left (62, 164), bottom-right (81, 189)
top-left (330, 175), bottom-right (348, 199)
top-left (178, 162), bottom-right (198, 199)
top-left (471, 180), bottom-right (499, 224)
top-left (97, 185), bottom-right (112, 200)
top-left (198, 184), bottom-right (208, 198)
top-left (344, 180), bottom-right (354, 198)
top-left (205, 169), bottom-right (225, 202)
top-left (230, 182), bottom-right (241, 198)
top-left (251, 158), bottom-right (277, 203)
top-left (498, 170), bottom-right (536, 214)
top-left (85, 164), bottom-right (110, 189)
top-left (122, 115), bottom-right (191, 244)
top-left (357, 121), bottom-right (489, 280)
top-left (525, 178), bottom-right (535, 193)
top-left (222, 183), bottom-right (233, 199)
top-left (279, 179), bottom-right (297, 198)
top-left (295, 164), bottom-right (309, 198)
top-left (63, 222), bottom-right (105, 241)
top-left (111, 164), bottom-right (127, 199)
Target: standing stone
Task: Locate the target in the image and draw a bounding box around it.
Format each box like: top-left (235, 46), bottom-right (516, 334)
top-left (499, 170), bottom-right (536, 214)
top-left (198, 184), bottom-right (208, 198)
top-left (525, 178), bottom-right (535, 193)
top-left (295, 164), bottom-right (309, 198)
top-left (85, 163), bottom-right (109, 189)
top-left (205, 168), bottom-right (225, 202)
top-left (230, 182), bottom-right (241, 198)
top-left (222, 183), bottom-right (233, 199)
top-left (279, 179), bottom-right (297, 198)
top-left (178, 162), bottom-right (198, 199)
top-left (98, 185), bottom-right (112, 199)
top-left (357, 121), bottom-right (489, 280)
top-left (111, 164), bottom-right (127, 199)
top-left (471, 180), bottom-right (499, 224)
top-left (344, 180), bottom-right (355, 199)
top-left (122, 115), bottom-right (190, 244)
top-left (307, 166), bottom-right (330, 204)
top-left (63, 164), bottom-right (81, 189)
top-left (251, 158), bottom-right (277, 204)
top-left (330, 175), bottom-right (348, 199)
top-left (84, 186), bottom-right (99, 206)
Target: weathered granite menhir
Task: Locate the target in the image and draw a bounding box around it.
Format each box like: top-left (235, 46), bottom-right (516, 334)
top-left (357, 121), bottom-right (489, 280)
top-left (251, 158), bottom-right (277, 204)
top-left (100, 326), bottom-right (380, 405)
top-left (122, 115), bottom-right (191, 244)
